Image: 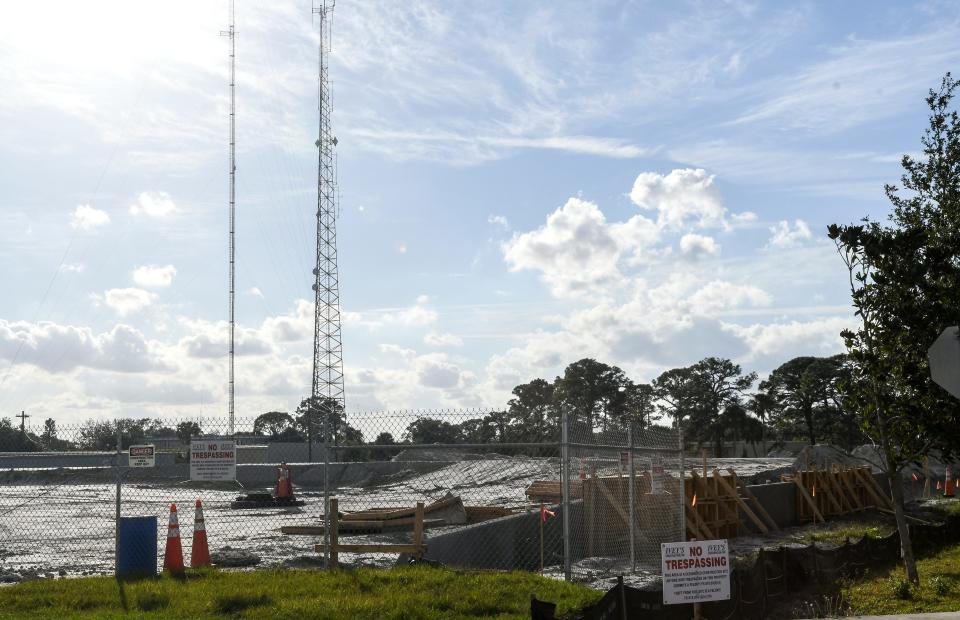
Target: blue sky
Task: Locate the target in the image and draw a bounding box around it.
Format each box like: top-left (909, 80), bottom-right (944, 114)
top-left (1, 1), bottom-right (958, 425)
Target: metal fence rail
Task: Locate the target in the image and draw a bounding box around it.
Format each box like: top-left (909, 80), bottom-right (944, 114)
top-left (0, 409), bottom-right (683, 585)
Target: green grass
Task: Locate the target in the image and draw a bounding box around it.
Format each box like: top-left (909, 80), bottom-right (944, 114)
top-left (0, 566), bottom-right (602, 620)
top-left (839, 541), bottom-right (960, 615)
top-left (798, 520), bottom-right (895, 545)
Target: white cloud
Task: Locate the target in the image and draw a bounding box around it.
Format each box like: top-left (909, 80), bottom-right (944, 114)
top-left (129, 191), bottom-right (177, 217)
top-left (397, 243), bottom-right (408, 254)
top-left (179, 322), bottom-right (274, 358)
top-left (61, 263), bottom-right (85, 273)
top-left (0, 320), bottom-right (166, 374)
top-left (424, 332), bottom-right (464, 347)
top-left (722, 317), bottom-right (851, 361)
top-left (70, 204), bottom-right (110, 230)
top-left (103, 288), bottom-right (157, 316)
top-left (389, 305), bottom-right (438, 326)
top-left (488, 214), bottom-right (509, 229)
top-left (132, 264), bottom-right (177, 288)
top-left (733, 27), bottom-right (960, 132)
top-left (679, 234), bottom-right (720, 259)
top-left (687, 280), bottom-right (771, 316)
top-left (248, 287), bottom-right (264, 298)
top-left (630, 168), bottom-right (739, 231)
top-left (767, 219), bottom-right (813, 248)
top-left (503, 197), bottom-right (628, 297)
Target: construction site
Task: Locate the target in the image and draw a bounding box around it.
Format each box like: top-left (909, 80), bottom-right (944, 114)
top-left (1, 419), bottom-right (956, 597)
top-left (5, 1), bottom-right (960, 619)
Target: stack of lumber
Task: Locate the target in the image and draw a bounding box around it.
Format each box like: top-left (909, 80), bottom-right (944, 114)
top-left (464, 506), bottom-right (518, 523)
top-left (525, 479), bottom-right (582, 503)
top-left (281, 494), bottom-right (466, 535)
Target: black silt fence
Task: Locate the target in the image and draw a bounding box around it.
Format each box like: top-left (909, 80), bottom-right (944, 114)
top-left (535, 513), bottom-right (960, 620)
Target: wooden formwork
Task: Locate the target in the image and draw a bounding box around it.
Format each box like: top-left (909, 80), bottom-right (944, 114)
top-left (784, 465), bottom-right (892, 523)
top-left (582, 469), bottom-right (684, 558)
top-left (683, 468), bottom-right (779, 540)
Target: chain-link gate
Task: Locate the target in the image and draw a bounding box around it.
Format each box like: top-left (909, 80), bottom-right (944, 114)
top-left (560, 408), bottom-right (684, 584)
top-left (0, 410), bottom-right (683, 586)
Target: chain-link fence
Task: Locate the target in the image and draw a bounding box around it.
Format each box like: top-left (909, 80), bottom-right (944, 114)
top-left (0, 409), bottom-right (683, 585)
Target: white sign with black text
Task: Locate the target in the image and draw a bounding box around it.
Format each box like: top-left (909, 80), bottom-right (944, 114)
top-left (128, 445), bottom-right (155, 468)
top-left (190, 440), bottom-right (236, 481)
top-left (661, 539), bottom-right (730, 605)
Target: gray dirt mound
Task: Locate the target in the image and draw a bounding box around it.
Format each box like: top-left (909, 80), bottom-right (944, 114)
top-left (791, 444), bottom-right (867, 471)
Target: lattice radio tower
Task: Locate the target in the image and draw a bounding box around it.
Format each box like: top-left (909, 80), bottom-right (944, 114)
top-left (310, 0), bottom-right (345, 453)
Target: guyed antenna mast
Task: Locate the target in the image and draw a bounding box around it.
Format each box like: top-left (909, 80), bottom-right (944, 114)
top-left (221, 0), bottom-right (237, 436)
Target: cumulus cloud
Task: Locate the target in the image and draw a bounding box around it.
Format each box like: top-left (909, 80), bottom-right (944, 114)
top-left (248, 287), bottom-right (264, 298)
top-left (687, 280), bottom-right (771, 315)
top-left (629, 169), bottom-right (730, 230)
top-left (129, 191), bottom-right (177, 217)
top-left (262, 300), bottom-right (314, 342)
top-left (767, 219), bottom-right (813, 248)
top-left (0, 320), bottom-right (166, 373)
top-left (721, 317), bottom-right (851, 361)
top-left (424, 332), bottom-right (464, 347)
top-left (503, 197), bottom-right (629, 296)
top-left (132, 264), bottom-right (177, 288)
top-left (104, 288), bottom-right (157, 316)
top-left (82, 375), bottom-right (213, 405)
top-left (70, 204), bottom-right (110, 230)
top-left (679, 234), bottom-right (720, 259)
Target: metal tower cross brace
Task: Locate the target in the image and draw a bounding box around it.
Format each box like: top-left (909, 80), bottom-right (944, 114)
top-left (311, 0), bottom-right (345, 449)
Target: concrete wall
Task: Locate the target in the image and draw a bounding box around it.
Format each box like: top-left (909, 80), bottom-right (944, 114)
top-left (0, 452), bottom-right (176, 468)
top-left (744, 480), bottom-right (797, 527)
top-left (237, 445), bottom-right (268, 464)
top-left (266, 442), bottom-right (328, 463)
top-left (419, 503), bottom-right (581, 570)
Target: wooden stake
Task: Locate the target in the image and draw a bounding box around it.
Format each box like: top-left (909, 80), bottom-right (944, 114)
top-left (413, 502), bottom-right (425, 560)
top-left (691, 537), bottom-right (702, 620)
top-left (727, 468), bottom-right (779, 531)
top-left (793, 476), bottom-right (824, 523)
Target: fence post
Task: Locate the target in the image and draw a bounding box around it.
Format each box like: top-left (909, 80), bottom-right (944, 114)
top-left (114, 424), bottom-right (122, 575)
top-left (561, 406), bottom-right (571, 582)
top-left (678, 423), bottom-right (686, 542)
top-left (628, 426), bottom-right (635, 572)
top-left (323, 414), bottom-right (330, 567)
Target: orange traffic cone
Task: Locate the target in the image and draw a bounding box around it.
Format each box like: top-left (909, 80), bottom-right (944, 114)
top-left (163, 503), bottom-right (184, 572)
top-left (945, 467), bottom-right (955, 498)
top-left (191, 499), bottom-right (211, 567)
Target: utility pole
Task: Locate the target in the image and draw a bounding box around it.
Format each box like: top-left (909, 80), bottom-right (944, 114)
top-left (17, 410), bottom-right (29, 433)
top-left (221, 0), bottom-right (237, 437)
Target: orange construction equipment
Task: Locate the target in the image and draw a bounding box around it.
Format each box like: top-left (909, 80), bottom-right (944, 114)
top-left (945, 466), bottom-right (955, 498)
top-left (163, 503), bottom-right (184, 572)
top-left (190, 499), bottom-right (211, 568)
top-left (275, 462), bottom-right (293, 499)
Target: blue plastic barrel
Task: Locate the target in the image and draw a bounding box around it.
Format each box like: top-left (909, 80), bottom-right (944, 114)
top-left (117, 516), bottom-right (158, 577)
